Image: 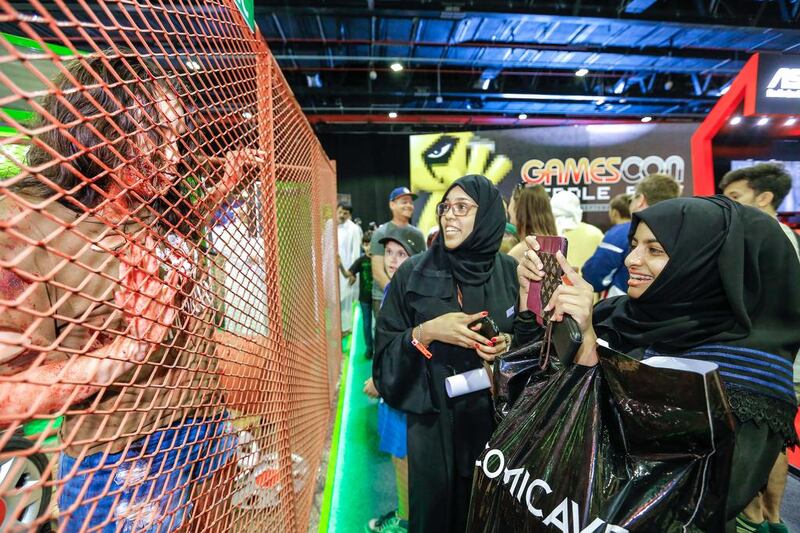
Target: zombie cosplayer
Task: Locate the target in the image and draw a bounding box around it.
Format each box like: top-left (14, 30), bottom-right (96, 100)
top-left (0, 52), bottom-right (246, 532)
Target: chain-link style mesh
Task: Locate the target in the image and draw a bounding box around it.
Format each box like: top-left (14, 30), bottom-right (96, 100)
top-left (0, 2), bottom-right (341, 531)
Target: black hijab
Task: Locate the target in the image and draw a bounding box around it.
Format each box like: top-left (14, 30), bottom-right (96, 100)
top-left (593, 195), bottom-right (800, 359)
top-left (421, 174), bottom-right (506, 313)
top-left (435, 174), bottom-right (505, 283)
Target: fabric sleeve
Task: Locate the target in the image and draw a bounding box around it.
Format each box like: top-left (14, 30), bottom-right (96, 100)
top-left (347, 255), bottom-right (363, 276)
top-left (512, 310), bottom-right (545, 347)
top-left (581, 234), bottom-right (626, 292)
top-left (373, 261), bottom-right (435, 414)
top-left (350, 224), bottom-right (363, 264)
top-left (793, 231), bottom-right (800, 260)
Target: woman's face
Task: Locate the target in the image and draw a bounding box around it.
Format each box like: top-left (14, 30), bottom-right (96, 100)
top-left (624, 222), bottom-right (669, 299)
top-left (440, 186), bottom-right (477, 249)
top-left (384, 240), bottom-right (409, 278)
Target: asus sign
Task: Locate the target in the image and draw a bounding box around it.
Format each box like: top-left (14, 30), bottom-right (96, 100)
top-left (756, 54), bottom-right (800, 114)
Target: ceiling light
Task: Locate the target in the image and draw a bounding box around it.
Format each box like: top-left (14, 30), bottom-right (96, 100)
top-left (595, 97), bottom-right (606, 105)
top-left (518, 113), bottom-right (528, 120)
top-left (435, 95), bottom-right (443, 104)
top-left (388, 112), bottom-right (398, 118)
top-left (390, 63), bottom-right (403, 72)
top-left (785, 117), bottom-right (797, 126)
top-left (575, 68), bottom-right (589, 77)
top-left (241, 111), bottom-right (253, 120)
top-left (719, 85), bottom-right (730, 95)
top-left (618, 98), bottom-right (627, 104)
top-left (185, 59), bottom-right (202, 71)
top-left (481, 78), bottom-right (491, 91)
top-left (306, 73), bottom-right (322, 88)
top-left (756, 117), bottom-right (769, 126)
top-left (641, 116), bottom-right (652, 123)
top-left (612, 79), bottom-right (626, 94)
top-left (729, 116), bottom-right (742, 125)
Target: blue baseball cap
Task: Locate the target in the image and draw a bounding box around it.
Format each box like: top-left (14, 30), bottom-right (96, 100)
top-left (389, 186), bottom-right (418, 202)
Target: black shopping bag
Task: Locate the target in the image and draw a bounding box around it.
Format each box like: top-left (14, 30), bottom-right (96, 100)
top-left (468, 342), bottom-right (736, 533)
top-left (492, 338), bottom-right (547, 423)
top-left (493, 318), bottom-right (581, 423)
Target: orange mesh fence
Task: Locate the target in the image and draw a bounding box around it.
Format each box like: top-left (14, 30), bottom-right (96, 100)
top-left (0, 2), bottom-right (341, 532)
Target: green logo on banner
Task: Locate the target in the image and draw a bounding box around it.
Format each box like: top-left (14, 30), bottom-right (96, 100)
top-left (234, 0), bottom-right (255, 32)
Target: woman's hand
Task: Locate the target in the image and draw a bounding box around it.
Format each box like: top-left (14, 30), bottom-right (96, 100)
top-left (420, 311), bottom-right (493, 349)
top-left (517, 236), bottom-right (545, 312)
top-left (544, 251), bottom-right (598, 366)
top-left (475, 333), bottom-right (510, 363)
top-left (205, 148), bottom-right (268, 203)
top-left (363, 377), bottom-right (380, 399)
top-left (543, 251), bottom-right (594, 333)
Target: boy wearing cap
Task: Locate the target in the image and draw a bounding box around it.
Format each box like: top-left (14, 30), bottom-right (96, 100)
top-left (370, 188), bottom-right (425, 320)
top-left (364, 225), bottom-right (425, 533)
top-left (381, 226), bottom-right (426, 279)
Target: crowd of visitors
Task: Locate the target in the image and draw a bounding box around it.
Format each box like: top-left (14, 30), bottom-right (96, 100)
top-left (8, 41), bottom-right (797, 533)
top-left (338, 164), bottom-right (798, 533)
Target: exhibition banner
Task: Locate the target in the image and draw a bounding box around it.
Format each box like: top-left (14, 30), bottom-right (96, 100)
top-left (409, 123), bottom-right (697, 233)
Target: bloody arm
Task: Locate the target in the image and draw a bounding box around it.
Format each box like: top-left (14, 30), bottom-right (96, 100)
top-left (0, 337), bottom-right (150, 422)
top-left (195, 149), bottom-right (268, 225)
top-left (0, 235), bottom-right (181, 423)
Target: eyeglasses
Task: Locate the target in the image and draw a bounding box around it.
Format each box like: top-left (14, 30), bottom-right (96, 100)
top-left (436, 201), bottom-right (478, 217)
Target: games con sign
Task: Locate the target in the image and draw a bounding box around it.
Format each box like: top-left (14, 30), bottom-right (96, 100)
top-left (409, 123), bottom-right (697, 233)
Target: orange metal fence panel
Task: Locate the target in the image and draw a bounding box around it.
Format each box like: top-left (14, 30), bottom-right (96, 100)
top-left (0, 2), bottom-right (341, 531)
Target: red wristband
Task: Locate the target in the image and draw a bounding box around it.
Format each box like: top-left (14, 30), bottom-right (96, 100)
top-left (411, 337), bottom-right (432, 359)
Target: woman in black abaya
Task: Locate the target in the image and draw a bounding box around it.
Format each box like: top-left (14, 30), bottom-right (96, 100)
top-left (523, 195), bottom-right (800, 530)
top-left (374, 174), bottom-right (541, 533)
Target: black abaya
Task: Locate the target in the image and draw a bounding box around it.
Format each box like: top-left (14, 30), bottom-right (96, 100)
top-left (373, 174), bottom-right (541, 533)
top-left (375, 252), bottom-right (538, 533)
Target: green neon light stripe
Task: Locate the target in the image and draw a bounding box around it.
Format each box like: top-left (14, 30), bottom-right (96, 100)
top-left (1, 32), bottom-right (85, 57)
top-left (0, 126), bottom-right (22, 137)
top-left (318, 304), bottom-right (359, 533)
top-left (1, 108), bottom-right (35, 123)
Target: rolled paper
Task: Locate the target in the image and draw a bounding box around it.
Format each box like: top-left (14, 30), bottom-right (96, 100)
top-left (445, 367), bottom-right (491, 398)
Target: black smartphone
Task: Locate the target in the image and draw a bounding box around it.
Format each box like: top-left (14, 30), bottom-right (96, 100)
top-left (551, 316), bottom-right (583, 366)
top-left (468, 315), bottom-right (500, 340)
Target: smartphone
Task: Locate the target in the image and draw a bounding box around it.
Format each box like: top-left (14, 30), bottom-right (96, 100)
top-left (552, 316), bottom-right (582, 366)
top-left (525, 236), bottom-right (569, 326)
top-left (468, 315), bottom-right (500, 340)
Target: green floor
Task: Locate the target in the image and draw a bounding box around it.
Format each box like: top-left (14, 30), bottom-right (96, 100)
top-left (320, 305), bottom-right (396, 533)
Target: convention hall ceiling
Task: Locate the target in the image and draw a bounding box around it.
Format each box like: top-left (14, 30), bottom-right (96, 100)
top-left (1, 1), bottom-right (799, 132)
top-left (257, 0), bottom-right (800, 131)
